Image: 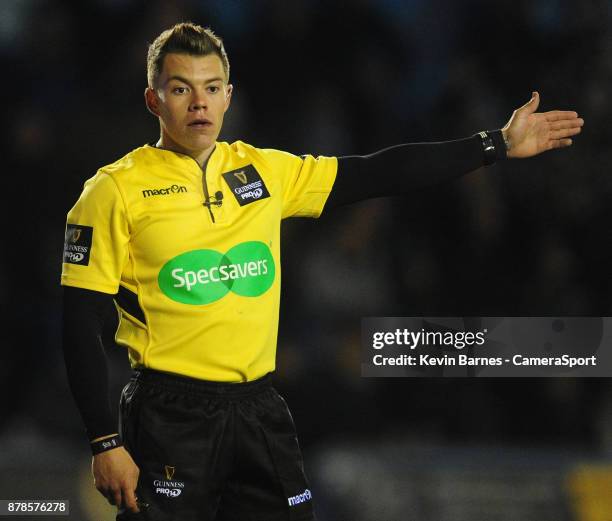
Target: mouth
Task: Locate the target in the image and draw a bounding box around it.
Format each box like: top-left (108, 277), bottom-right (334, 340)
top-left (187, 118), bottom-right (213, 129)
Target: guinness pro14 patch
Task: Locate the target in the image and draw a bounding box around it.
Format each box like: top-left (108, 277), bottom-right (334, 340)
top-left (64, 224), bottom-right (93, 265)
top-left (222, 165), bottom-right (270, 206)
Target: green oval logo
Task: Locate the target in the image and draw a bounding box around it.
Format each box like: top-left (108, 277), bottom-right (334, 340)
top-left (158, 241), bottom-right (275, 305)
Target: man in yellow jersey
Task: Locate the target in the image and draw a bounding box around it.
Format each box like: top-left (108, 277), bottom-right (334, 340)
top-left (61, 23), bottom-right (583, 521)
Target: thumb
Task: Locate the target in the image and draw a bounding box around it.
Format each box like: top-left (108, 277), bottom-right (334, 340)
top-left (519, 91), bottom-right (540, 113)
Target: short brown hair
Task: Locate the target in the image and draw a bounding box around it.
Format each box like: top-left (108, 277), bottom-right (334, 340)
top-left (147, 22), bottom-right (230, 87)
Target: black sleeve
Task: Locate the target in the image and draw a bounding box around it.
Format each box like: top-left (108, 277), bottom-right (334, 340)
top-left (326, 130), bottom-right (506, 209)
top-left (62, 285), bottom-right (117, 442)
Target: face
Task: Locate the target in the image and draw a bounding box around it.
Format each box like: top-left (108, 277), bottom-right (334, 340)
top-left (145, 53), bottom-right (232, 161)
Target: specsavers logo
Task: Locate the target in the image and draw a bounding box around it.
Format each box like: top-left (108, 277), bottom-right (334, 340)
top-left (158, 241), bottom-right (275, 305)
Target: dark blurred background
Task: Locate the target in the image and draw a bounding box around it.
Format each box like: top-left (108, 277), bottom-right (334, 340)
top-left (2, 0), bottom-right (612, 519)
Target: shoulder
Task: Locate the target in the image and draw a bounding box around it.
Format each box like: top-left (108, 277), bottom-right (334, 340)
top-left (225, 140), bottom-right (302, 168)
top-left (225, 140), bottom-right (265, 160)
top-left (97, 145), bottom-right (153, 179)
top-left (80, 145), bottom-right (153, 201)
top-left (226, 140), bottom-right (336, 163)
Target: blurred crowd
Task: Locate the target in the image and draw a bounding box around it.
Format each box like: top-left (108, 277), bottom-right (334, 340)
top-left (2, 0), bottom-right (612, 460)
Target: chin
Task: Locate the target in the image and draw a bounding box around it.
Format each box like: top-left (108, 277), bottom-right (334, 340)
top-left (186, 136), bottom-right (215, 153)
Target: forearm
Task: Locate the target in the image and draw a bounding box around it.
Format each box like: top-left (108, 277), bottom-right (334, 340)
top-left (327, 130), bottom-right (506, 209)
top-left (62, 286), bottom-right (117, 442)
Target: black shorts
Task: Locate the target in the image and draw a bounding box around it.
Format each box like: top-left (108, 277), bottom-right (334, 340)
top-left (116, 369), bottom-right (315, 521)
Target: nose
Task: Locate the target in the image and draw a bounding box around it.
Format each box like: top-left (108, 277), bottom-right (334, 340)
top-left (189, 90), bottom-right (208, 112)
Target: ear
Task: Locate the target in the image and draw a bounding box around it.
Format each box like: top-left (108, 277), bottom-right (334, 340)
top-left (144, 87), bottom-right (161, 117)
top-left (224, 84), bottom-right (233, 113)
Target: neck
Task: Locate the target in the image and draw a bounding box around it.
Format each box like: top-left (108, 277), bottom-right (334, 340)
top-left (156, 135), bottom-right (216, 169)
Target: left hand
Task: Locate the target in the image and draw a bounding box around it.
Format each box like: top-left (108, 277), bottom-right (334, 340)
top-left (502, 91), bottom-right (584, 158)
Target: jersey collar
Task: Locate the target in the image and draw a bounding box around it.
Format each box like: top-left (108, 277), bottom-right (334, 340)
top-left (145, 142), bottom-right (224, 177)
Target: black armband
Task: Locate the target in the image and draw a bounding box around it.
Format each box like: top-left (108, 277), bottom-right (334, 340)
top-left (90, 434), bottom-right (123, 455)
top-left (476, 130), bottom-right (507, 165)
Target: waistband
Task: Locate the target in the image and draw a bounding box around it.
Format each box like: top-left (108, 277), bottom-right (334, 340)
top-left (131, 368), bottom-right (273, 398)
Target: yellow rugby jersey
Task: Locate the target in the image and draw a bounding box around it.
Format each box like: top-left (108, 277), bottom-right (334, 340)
top-left (61, 141), bottom-right (337, 382)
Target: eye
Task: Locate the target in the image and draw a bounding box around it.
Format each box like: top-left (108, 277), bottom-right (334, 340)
top-left (172, 86), bottom-right (188, 94)
top-left (207, 86), bottom-right (220, 94)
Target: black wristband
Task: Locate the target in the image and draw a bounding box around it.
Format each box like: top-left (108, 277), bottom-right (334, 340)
top-left (476, 130), bottom-right (507, 165)
top-left (90, 434), bottom-right (123, 455)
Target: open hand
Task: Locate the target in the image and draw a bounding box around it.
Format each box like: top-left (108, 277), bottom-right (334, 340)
top-left (502, 91), bottom-right (584, 158)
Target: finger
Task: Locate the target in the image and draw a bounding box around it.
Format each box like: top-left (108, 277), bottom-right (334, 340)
top-left (544, 110), bottom-right (579, 121)
top-left (550, 119), bottom-right (584, 130)
top-left (111, 487), bottom-right (123, 508)
top-left (550, 127), bottom-right (582, 140)
top-left (123, 486), bottom-right (140, 513)
top-left (549, 138), bottom-right (573, 149)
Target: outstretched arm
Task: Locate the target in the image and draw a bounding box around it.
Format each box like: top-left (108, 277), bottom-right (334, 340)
top-left (326, 92), bottom-right (583, 209)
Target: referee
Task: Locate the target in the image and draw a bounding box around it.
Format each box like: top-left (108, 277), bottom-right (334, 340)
top-left (61, 23), bottom-right (583, 521)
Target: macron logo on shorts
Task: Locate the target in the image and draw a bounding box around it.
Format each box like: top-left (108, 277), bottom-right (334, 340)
top-left (287, 488), bottom-right (312, 507)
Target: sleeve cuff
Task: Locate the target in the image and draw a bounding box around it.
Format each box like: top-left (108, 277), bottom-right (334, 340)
top-left (487, 129), bottom-right (508, 161)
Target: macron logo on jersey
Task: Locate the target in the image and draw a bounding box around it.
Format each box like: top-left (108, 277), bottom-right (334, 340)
top-left (142, 184), bottom-right (188, 198)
